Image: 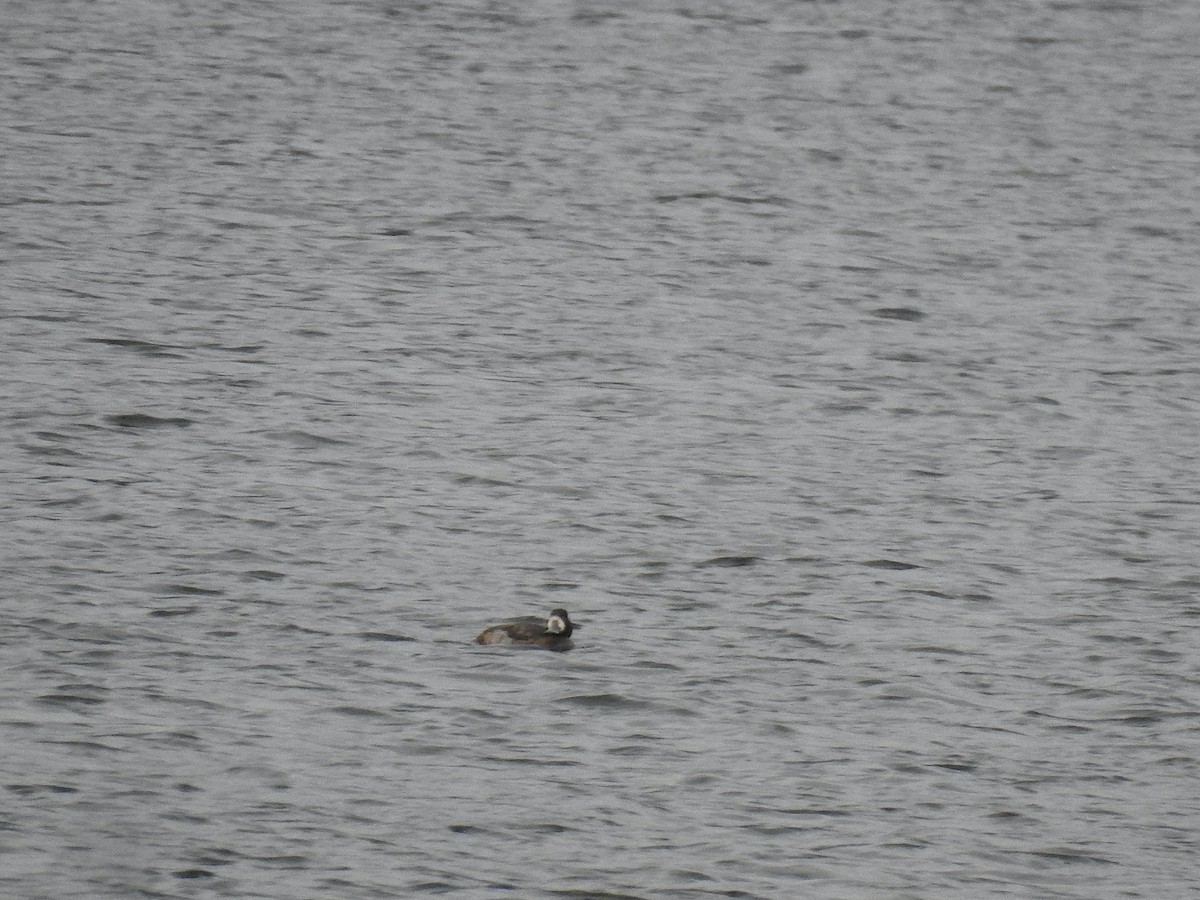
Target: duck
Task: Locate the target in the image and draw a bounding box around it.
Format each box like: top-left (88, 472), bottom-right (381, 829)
top-left (474, 608), bottom-right (577, 651)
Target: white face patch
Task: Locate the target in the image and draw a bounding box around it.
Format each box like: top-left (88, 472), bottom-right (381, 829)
top-left (546, 615), bottom-right (566, 635)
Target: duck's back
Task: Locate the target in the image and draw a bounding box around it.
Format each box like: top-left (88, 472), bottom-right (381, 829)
top-left (475, 619), bottom-right (546, 645)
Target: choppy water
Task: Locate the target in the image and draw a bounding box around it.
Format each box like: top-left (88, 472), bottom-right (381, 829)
top-left (4, 0), bottom-right (1200, 897)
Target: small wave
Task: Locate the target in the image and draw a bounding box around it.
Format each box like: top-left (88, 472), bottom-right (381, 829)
top-left (697, 554), bottom-right (760, 568)
top-left (162, 584), bottom-right (225, 596)
top-left (85, 337), bottom-right (184, 358)
top-left (173, 869), bottom-right (215, 879)
top-left (447, 824), bottom-right (493, 835)
top-left (863, 558), bottom-right (921, 570)
top-left (869, 306), bottom-right (926, 321)
top-left (480, 756), bottom-right (582, 767)
top-left (559, 693), bottom-right (654, 710)
top-left (357, 631), bottom-right (416, 642)
top-left (1023, 847), bottom-right (1119, 865)
top-left (148, 606), bottom-right (199, 618)
top-left (36, 693), bottom-right (107, 708)
top-left (245, 569), bottom-right (286, 581)
top-left (652, 190), bottom-right (787, 206)
top-left (5, 783), bottom-right (80, 795)
top-left (105, 413), bottom-right (194, 428)
top-left (264, 429), bottom-right (348, 447)
top-left (327, 705), bottom-right (391, 718)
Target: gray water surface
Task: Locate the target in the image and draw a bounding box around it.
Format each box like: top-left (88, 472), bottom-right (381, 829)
top-left (4, 0), bottom-right (1200, 897)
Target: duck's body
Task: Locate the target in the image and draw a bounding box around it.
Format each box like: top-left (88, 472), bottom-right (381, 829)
top-left (475, 608), bottom-right (576, 651)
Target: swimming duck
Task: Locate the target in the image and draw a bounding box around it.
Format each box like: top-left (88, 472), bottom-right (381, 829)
top-left (474, 608), bottom-right (576, 651)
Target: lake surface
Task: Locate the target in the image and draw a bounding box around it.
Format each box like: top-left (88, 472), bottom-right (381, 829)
top-left (3, 0), bottom-right (1200, 897)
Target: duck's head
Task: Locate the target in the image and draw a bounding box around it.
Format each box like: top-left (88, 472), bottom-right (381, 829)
top-left (546, 608), bottom-right (573, 637)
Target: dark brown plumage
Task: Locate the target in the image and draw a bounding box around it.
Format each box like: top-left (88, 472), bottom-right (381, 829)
top-left (474, 608), bottom-right (576, 651)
